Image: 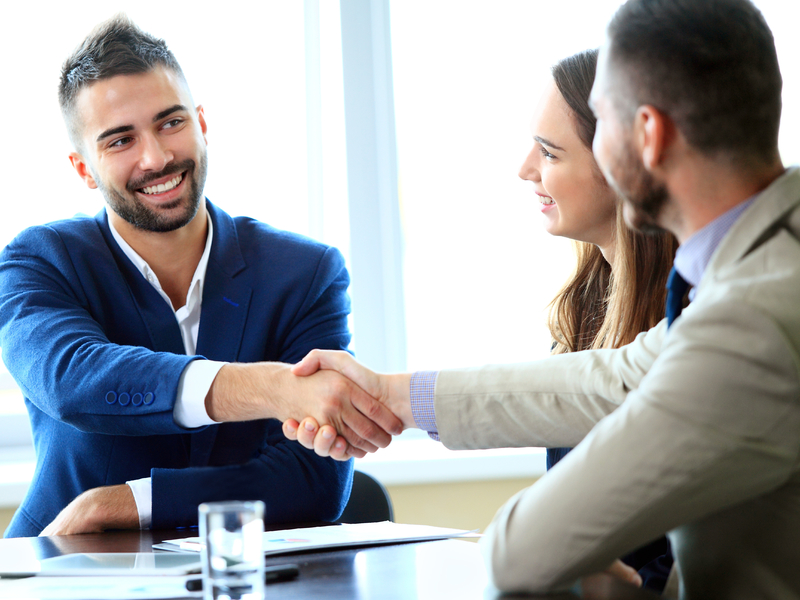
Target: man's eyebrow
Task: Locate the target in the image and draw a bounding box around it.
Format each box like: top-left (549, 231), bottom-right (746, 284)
top-left (534, 135), bottom-right (565, 152)
top-left (95, 105), bottom-right (188, 143)
top-left (97, 125), bottom-right (133, 143)
top-left (154, 104), bottom-right (187, 122)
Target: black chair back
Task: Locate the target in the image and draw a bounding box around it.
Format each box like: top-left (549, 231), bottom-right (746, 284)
top-left (338, 470), bottom-right (394, 523)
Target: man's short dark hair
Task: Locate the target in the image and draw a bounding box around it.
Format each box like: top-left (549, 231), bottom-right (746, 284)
top-left (59, 14), bottom-right (185, 147)
top-left (607, 0), bottom-right (782, 166)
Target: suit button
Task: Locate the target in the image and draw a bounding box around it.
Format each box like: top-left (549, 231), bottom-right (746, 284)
top-left (105, 391), bottom-right (117, 405)
top-left (143, 392), bottom-right (155, 405)
top-left (132, 393), bottom-right (143, 406)
top-left (119, 392), bottom-right (131, 406)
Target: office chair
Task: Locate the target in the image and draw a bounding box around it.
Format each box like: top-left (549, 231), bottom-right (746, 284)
top-left (338, 471), bottom-right (395, 523)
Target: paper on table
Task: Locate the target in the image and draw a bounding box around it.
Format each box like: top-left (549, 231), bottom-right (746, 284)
top-left (23, 552), bottom-right (202, 577)
top-left (0, 575), bottom-right (200, 599)
top-left (154, 521), bottom-right (477, 556)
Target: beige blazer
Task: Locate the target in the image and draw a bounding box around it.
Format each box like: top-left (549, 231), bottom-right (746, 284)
top-left (435, 167), bottom-right (800, 599)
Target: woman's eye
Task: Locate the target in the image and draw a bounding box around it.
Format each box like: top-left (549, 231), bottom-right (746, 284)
top-left (540, 147), bottom-right (556, 160)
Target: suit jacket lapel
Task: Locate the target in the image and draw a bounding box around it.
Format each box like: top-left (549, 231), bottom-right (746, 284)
top-left (95, 210), bottom-right (185, 355)
top-left (191, 201), bottom-right (254, 467)
top-left (706, 167), bottom-right (800, 281)
top-left (196, 201), bottom-right (252, 363)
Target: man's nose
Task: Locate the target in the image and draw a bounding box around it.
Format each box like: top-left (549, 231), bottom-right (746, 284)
top-left (137, 134), bottom-right (173, 172)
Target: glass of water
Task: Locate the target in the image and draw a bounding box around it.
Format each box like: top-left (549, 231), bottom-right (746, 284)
top-left (199, 500), bottom-right (265, 600)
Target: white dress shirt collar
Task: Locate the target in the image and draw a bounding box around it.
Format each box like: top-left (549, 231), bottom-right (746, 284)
top-left (108, 211), bottom-right (212, 306)
top-left (107, 210), bottom-right (213, 355)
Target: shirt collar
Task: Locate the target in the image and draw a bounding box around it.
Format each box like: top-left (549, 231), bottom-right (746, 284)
top-left (673, 195), bottom-right (758, 290)
top-left (107, 210), bottom-right (214, 308)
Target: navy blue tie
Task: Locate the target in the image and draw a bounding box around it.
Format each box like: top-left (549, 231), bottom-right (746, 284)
top-left (666, 267), bottom-right (690, 328)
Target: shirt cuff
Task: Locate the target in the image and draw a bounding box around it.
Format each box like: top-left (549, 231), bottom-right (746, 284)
top-left (173, 360), bottom-right (227, 428)
top-left (410, 371), bottom-right (440, 441)
top-left (126, 477), bottom-right (152, 530)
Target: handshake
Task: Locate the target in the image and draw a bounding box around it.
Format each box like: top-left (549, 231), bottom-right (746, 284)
top-left (281, 350), bottom-right (417, 461)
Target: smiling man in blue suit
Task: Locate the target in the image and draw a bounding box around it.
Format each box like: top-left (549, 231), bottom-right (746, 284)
top-left (0, 16), bottom-right (400, 538)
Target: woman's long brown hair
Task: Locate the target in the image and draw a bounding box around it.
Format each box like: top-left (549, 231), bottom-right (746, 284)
top-left (547, 49), bottom-right (678, 354)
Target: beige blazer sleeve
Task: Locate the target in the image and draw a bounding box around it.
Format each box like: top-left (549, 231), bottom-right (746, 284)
top-left (478, 297), bottom-right (800, 594)
top-left (434, 319), bottom-right (667, 449)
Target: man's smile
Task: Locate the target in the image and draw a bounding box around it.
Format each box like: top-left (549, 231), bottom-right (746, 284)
top-left (140, 173), bottom-right (184, 195)
top-left (124, 161), bottom-right (197, 208)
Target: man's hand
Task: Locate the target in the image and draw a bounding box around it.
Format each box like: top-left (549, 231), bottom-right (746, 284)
top-left (283, 417), bottom-right (353, 460)
top-left (603, 559), bottom-right (642, 586)
top-left (40, 484), bottom-right (139, 536)
top-left (283, 350), bottom-right (415, 459)
top-left (206, 361), bottom-right (404, 456)
top-left (577, 561), bottom-right (643, 599)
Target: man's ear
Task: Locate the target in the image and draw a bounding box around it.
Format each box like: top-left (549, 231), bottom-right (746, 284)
top-left (634, 105), bottom-right (672, 172)
top-left (69, 152), bottom-right (98, 189)
top-left (196, 105), bottom-right (208, 145)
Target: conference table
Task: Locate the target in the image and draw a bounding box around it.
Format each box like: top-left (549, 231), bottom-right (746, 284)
top-left (0, 528), bottom-right (659, 599)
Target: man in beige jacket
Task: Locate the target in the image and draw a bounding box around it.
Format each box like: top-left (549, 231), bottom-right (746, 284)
top-left (285, 0), bottom-right (800, 597)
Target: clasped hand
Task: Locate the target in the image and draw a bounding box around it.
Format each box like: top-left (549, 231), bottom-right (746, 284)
top-left (283, 350), bottom-right (414, 460)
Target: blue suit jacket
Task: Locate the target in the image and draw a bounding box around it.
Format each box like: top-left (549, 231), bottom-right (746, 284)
top-left (0, 200), bottom-right (353, 537)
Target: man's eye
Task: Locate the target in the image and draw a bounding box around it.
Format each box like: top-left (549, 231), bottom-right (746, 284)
top-left (163, 118), bottom-right (183, 129)
top-left (109, 137), bottom-right (133, 148)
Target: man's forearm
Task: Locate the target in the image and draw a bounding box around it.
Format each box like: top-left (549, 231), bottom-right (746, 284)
top-left (384, 373), bottom-right (415, 429)
top-left (205, 362), bottom-right (288, 422)
top-left (40, 485), bottom-right (139, 536)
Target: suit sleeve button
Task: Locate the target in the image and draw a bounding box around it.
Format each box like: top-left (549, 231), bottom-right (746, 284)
top-left (131, 393), bottom-right (143, 406)
top-left (118, 392), bottom-right (131, 406)
top-left (105, 391), bottom-right (117, 405)
top-left (143, 392), bottom-right (155, 405)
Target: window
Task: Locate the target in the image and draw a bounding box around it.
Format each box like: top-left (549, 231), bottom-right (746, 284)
top-left (391, 0), bottom-right (800, 372)
top-left (1, 0), bottom-right (799, 488)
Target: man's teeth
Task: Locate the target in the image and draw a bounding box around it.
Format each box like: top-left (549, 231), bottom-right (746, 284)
top-left (141, 174), bottom-right (183, 195)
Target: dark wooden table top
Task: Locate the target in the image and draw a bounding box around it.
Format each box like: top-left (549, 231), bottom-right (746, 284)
top-left (0, 528), bottom-right (659, 599)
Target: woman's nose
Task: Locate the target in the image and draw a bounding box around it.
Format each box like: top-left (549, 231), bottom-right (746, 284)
top-left (519, 147), bottom-right (541, 182)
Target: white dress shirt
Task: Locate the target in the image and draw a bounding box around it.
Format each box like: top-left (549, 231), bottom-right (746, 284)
top-left (108, 213), bottom-right (226, 529)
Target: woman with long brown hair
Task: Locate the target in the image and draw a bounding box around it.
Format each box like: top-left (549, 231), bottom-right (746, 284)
top-left (544, 50), bottom-right (676, 359)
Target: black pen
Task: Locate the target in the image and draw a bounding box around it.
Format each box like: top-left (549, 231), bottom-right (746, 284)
top-left (186, 564), bottom-right (300, 592)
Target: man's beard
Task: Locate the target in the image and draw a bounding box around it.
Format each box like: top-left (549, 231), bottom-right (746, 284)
top-left (97, 153), bottom-right (208, 233)
top-left (605, 140), bottom-right (669, 235)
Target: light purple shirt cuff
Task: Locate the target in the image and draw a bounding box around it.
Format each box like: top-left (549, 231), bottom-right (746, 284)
top-left (410, 371), bottom-right (440, 441)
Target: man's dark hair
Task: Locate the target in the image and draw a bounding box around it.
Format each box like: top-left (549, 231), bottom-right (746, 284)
top-left (59, 14), bottom-right (186, 147)
top-left (607, 0), bottom-right (782, 166)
